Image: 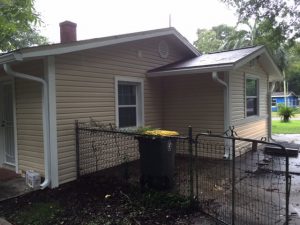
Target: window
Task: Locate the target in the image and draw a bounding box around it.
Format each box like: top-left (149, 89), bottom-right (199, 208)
top-left (116, 78), bottom-right (143, 128)
top-left (272, 99), bottom-right (277, 107)
top-left (246, 78), bottom-right (259, 117)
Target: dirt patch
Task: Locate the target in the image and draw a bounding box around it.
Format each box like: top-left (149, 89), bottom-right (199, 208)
top-left (0, 174), bottom-right (214, 225)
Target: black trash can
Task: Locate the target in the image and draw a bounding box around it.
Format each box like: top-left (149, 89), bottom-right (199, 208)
top-left (136, 136), bottom-right (176, 190)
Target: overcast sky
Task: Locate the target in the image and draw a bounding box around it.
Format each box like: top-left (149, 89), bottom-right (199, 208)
top-left (35, 0), bottom-right (237, 44)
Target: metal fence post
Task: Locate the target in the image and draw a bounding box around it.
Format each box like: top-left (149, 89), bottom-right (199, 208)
top-left (231, 137), bottom-right (236, 225)
top-left (75, 120), bottom-right (80, 178)
top-left (286, 153), bottom-right (290, 225)
top-left (188, 126), bottom-right (194, 201)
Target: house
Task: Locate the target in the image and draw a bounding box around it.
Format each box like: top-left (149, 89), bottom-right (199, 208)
top-left (0, 21), bottom-right (282, 189)
top-left (272, 91), bottom-right (299, 112)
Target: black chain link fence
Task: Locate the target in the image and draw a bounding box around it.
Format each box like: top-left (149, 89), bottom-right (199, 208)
top-left (75, 121), bottom-right (290, 225)
top-left (193, 131), bottom-right (290, 225)
top-left (75, 121), bottom-right (140, 181)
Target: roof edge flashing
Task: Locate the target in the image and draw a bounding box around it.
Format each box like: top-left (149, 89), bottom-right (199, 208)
top-left (0, 28), bottom-right (199, 63)
top-left (147, 64), bottom-right (233, 77)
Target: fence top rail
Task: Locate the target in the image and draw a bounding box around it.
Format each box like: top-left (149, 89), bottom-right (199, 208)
top-left (76, 124), bottom-right (189, 140)
top-left (195, 132), bottom-right (286, 151)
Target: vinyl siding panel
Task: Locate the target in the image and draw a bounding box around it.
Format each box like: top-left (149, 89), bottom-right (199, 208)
top-left (162, 74), bottom-right (225, 158)
top-left (13, 61), bottom-right (45, 175)
top-left (234, 119), bottom-right (268, 156)
top-left (230, 62), bottom-right (268, 123)
top-left (55, 37), bottom-right (191, 184)
top-left (230, 62), bottom-right (269, 155)
top-left (162, 74), bottom-right (224, 135)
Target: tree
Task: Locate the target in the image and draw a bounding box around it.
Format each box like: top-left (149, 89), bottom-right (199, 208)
top-left (193, 28), bottom-right (223, 53)
top-left (278, 106), bottom-right (296, 122)
top-left (219, 0), bottom-right (300, 43)
top-left (194, 21), bottom-right (284, 53)
top-left (0, 0), bottom-right (47, 52)
top-left (286, 42), bottom-right (300, 94)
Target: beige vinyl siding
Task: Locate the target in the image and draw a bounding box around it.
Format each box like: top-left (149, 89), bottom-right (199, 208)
top-left (162, 74), bottom-right (225, 158)
top-left (56, 37), bottom-right (190, 183)
top-left (13, 61), bottom-right (44, 175)
top-left (230, 62), bottom-right (268, 123)
top-left (235, 119), bottom-right (268, 139)
top-left (234, 119), bottom-right (268, 156)
top-left (230, 62), bottom-right (269, 155)
top-left (162, 74), bottom-right (224, 135)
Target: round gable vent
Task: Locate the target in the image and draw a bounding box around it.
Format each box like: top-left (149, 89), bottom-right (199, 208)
top-left (158, 40), bottom-right (169, 58)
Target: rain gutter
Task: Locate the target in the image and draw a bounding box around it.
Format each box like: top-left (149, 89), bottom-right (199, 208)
top-left (212, 71), bottom-right (230, 158)
top-left (3, 64), bottom-right (50, 189)
top-left (268, 81), bottom-right (276, 142)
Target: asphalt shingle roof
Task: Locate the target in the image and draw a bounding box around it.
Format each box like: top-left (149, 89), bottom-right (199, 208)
top-left (149, 46), bottom-right (263, 72)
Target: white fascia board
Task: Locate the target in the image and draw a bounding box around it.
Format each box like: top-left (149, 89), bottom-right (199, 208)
top-left (147, 64), bottom-right (233, 77)
top-left (262, 49), bottom-right (283, 78)
top-left (232, 47), bottom-right (283, 81)
top-left (12, 29), bottom-right (199, 61)
top-left (232, 47), bottom-right (265, 71)
top-left (0, 53), bottom-right (23, 64)
top-left (171, 30), bottom-right (200, 56)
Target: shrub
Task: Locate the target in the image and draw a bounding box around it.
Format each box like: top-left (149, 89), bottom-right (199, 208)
top-left (278, 106), bottom-right (296, 122)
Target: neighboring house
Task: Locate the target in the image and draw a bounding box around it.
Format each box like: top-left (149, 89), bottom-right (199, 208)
top-left (0, 21), bottom-right (282, 188)
top-left (271, 92), bottom-right (299, 112)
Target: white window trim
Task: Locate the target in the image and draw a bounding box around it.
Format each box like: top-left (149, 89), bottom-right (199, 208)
top-left (245, 74), bottom-right (260, 117)
top-left (115, 76), bottom-right (144, 128)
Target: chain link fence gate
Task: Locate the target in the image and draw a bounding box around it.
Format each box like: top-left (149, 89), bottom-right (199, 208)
top-left (191, 127), bottom-right (291, 225)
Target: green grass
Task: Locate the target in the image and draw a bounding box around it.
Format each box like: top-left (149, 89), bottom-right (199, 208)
top-left (272, 112), bottom-right (300, 118)
top-left (13, 202), bottom-right (62, 225)
top-left (272, 120), bottom-right (300, 134)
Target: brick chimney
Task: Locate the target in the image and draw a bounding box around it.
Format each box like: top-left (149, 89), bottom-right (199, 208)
top-left (59, 21), bottom-right (77, 43)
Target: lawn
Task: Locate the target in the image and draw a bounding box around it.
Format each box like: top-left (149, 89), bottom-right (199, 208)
top-left (272, 120), bottom-right (300, 134)
top-left (272, 112), bottom-right (300, 118)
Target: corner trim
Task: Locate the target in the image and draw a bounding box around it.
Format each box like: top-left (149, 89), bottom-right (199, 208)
top-left (12, 78), bottom-right (18, 173)
top-left (45, 56), bottom-right (59, 188)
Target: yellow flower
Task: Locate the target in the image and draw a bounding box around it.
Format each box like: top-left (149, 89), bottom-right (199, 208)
top-left (144, 130), bottom-right (179, 137)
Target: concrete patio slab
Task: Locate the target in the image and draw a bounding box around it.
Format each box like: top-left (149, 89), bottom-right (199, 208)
top-left (0, 168), bottom-right (32, 202)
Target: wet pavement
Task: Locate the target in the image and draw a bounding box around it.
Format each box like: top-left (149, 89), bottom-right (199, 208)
top-left (272, 134), bottom-right (300, 225)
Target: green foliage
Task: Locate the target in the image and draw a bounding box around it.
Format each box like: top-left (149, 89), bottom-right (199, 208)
top-left (286, 42), bottom-right (300, 94)
top-left (135, 126), bottom-right (156, 134)
top-left (13, 202), bottom-right (62, 225)
top-left (0, 0), bottom-right (48, 52)
top-left (278, 106), bottom-right (296, 122)
top-left (272, 120), bottom-right (300, 134)
top-left (194, 19), bottom-right (288, 57)
top-left (220, 0), bottom-right (300, 42)
top-left (194, 28), bottom-right (223, 53)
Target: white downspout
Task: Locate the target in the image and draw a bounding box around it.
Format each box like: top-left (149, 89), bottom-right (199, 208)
top-left (3, 64), bottom-right (50, 189)
top-left (212, 71), bottom-right (230, 158)
top-left (268, 81), bottom-right (276, 142)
